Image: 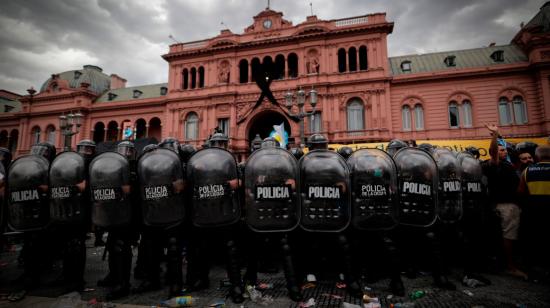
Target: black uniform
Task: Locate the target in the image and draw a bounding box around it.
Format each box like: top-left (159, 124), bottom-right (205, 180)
top-left (134, 139), bottom-right (186, 296)
top-left (185, 136), bottom-right (245, 303)
top-left (242, 140), bottom-right (303, 301)
top-left (6, 143), bottom-right (55, 300)
top-left (393, 147), bottom-right (456, 290)
top-left (49, 149), bottom-right (92, 290)
top-left (295, 134), bottom-right (361, 298)
top-left (346, 148), bottom-right (404, 296)
top-left (90, 144), bottom-right (136, 300)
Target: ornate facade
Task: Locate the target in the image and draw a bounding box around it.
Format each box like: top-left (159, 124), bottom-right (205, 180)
top-left (1, 4), bottom-right (550, 160)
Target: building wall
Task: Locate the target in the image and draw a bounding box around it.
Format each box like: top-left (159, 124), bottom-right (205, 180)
top-left (1, 8), bottom-right (549, 158)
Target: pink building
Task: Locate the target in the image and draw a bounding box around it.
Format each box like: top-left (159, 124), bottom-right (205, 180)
top-left (1, 4), bottom-right (549, 160)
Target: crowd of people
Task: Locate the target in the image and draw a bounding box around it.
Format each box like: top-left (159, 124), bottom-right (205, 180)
top-left (0, 124), bottom-right (548, 304)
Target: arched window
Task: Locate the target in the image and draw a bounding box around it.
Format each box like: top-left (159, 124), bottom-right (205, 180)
top-left (46, 125), bottom-right (56, 145)
top-left (462, 100), bottom-right (472, 127)
top-left (348, 47), bottom-right (357, 72)
top-left (148, 117), bottom-right (162, 141)
top-left (198, 66), bottom-right (205, 88)
top-left (338, 48), bottom-right (347, 73)
top-left (288, 53), bottom-right (298, 78)
top-left (185, 113), bottom-right (199, 140)
top-left (135, 119), bottom-right (146, 139)
top-left (414, 105), bottom-right (424, 130)
top-left (512, 96), bottom-right (528, 124)
top-left (347, 99), bottom-right (364, 132)
top-left (93, 122), bottom-right (105, 143)
top-left (239, 59), bottom-right (249, 83)
top-left (275, 54), bottom-right (285, 80)
top-left (182, 68), bottom-right (189, 90)
top-left (449, 101), bottom-right (460, 128)
top-left (191, 67), bottom-right (197, 89)
top-left (263, 56), bottom-right (274, 81)
top-left (402, 106), bottom-right (411, 131)
top-left (251, 58), bottom-right (261, 82)
top-left (498, 97), bottom-right (513, 125)
top-left (31, 126), bottom-right (41, 145)
top-left (359, 45), bottom-right (368, 70)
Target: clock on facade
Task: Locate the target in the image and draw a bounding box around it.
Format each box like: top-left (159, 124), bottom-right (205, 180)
top-left (263, 19), bottom-right (272, 29)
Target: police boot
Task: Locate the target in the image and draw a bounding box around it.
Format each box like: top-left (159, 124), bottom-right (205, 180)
top-left (167, 237), bottom-right (184, 297)
top-left (106, 239), bottom-right (131, 300)
top-left (389, 277), bottom-right (405, 296)
top-left (280, 237), bottom-right (303, 302)
top-left (64, 237), bottom-right (86, 291)
top-left (433, 275), bottom-right (456, 290)
top-left (338, 235), bottom-right (363, 298)
top-left (226, 240), bottom-right (244, 304)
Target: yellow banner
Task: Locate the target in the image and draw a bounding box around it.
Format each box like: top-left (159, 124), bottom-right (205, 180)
top-left (329, 138), bottom-right (549, 159)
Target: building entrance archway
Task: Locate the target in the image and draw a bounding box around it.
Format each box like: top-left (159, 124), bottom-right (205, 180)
top-left (247, 110), bottom-right (291, 149)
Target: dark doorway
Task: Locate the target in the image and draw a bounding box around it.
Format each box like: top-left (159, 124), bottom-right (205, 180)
top-left (248, 111), bottom-right (291, 148)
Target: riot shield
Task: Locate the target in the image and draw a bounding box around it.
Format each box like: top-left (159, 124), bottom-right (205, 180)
top-left (186, 147), bottom-right (240, 227)
top-left (244, 147), bottom-right (300, 232)
top-left (138, 148), bottom-right (185, 227)
top-left (393, 147), bottom-right (438, 227)
top-left (457, 152), bottom-right (484, 222)
top-left (347, 149), bottom-right (398, 230)
top-left (432, 148), bottom-right (463, 223)
top-left (89, 152), bottom-right (132, 228)
top-left (7, 155), bottom-right (50, 231)
top-left (299, 149), bottom-right (351, 232)
top-left (49, 151), bottom-right (87, 224)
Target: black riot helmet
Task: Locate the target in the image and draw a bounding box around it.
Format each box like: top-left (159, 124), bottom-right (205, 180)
top-left (290, 147), bottom-right (304, 160)
top-left (179, 144), bottom-right (196, 163)
top-left (142, 143), bottom-right (158, 154)
top-left (386, 139), bottom-right (408, 157)
top-left (337, 146), bottom-right (353, 159)
top-left (0, 147), bottom-right (12, 171)
top-left (464, 146), bottom-right (480, 159)
top-left (30, 142), bottom-right (56, 163)
top-left (159, 137), bottom-right (180, 154)
top-left (515, 141), bottom-right (538, 159)
top-left (210, 132), bottom-right (229, 149)
top-left (117, 140), bottom-right (136, 161)
top-left (261, 137), bottom-right (280, 149)
top-left (76, 139), bottom-right (96, 157)
top-left (418, 143), bottom-right (435, 154)
top-left (308, 133), bottom-right (328, 150)
top-left (251, 134), bottom-right (263, 153)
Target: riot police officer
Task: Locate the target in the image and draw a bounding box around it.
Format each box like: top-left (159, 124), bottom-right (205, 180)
top-left (393, 146), bottom-right (456, 290)
top-left (185, 133), bottom-right (245, 303)
top-left (386, 139), bottom-right (408, 157)
top-left (347, 148), bottom-right (405, 296)
top-left (134, 137), bottom-right (186, 296)
top-left (91, 141), bottom-right (137, 300)
top-left (6, 142), bottom-right (55, 301)
top-left (49, 140), bottom-right (96, 291)
top-left (295, 134), bottom-right (362, 298)
top-left (242, 137), bottom-right (303, 301)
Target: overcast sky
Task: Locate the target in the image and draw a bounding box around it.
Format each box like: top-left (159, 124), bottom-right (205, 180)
top-left (0, 0), bottom-right (545, 94)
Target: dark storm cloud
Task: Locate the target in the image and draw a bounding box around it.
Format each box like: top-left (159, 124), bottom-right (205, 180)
top-left (0, 0), bottom-right (546, 94)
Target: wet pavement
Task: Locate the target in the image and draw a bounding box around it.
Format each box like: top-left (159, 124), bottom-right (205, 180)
top-left (0, 235), bottom-right (549, 308)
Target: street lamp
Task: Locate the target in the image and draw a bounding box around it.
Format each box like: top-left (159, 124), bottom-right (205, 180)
top-left (285, 86), bottom-right (317, 147)
top-left (59, 111), bottom-right (82, 151)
